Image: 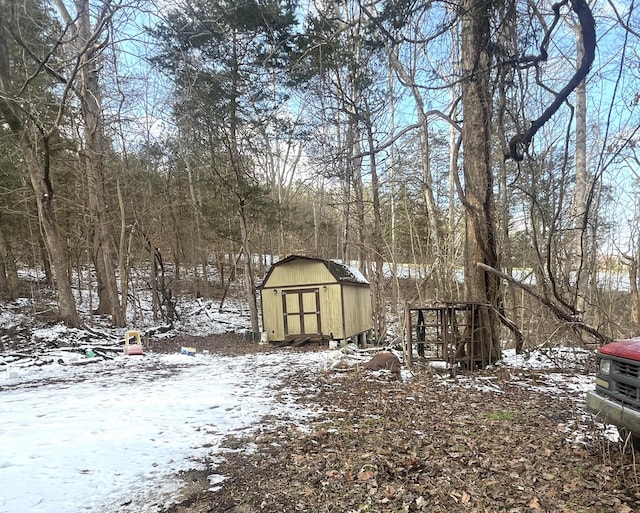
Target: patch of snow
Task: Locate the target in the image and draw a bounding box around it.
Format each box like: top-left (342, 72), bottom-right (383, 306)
top-left (500, 346), bottom-right (593, 370)
top-left (0, 350), bottom-right (327, 513)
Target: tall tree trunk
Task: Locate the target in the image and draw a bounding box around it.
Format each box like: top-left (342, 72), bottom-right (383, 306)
top-left (229, 33), bottom-right (259, 333)
top-left (184, 151), bottom-right (208, 297)
top-left (313, 194), bottom-right (320, 255)
top-left (496, 0), bottom-right (520, 350)
top-left (341, 173), bottom-right (352, 263)
top-left (364, 106), bottom-right (386, 344)
top-left (0, 222), bottom-right (19, 299)
top-left (388, 68), bottom-right (399, 316)
top-left (26, 133), bottom-right (81, 327)
top-left (73, 0), bottom-right (123, 326)
top-left (345, 87), bottom-right (366, 273)
top-left (352, 142), bottom-right (366, 274)
top-left (117, 181), bottom-right (130, 319)
top-left (447, 3), bottom-right (462, 302)
top-left (461, 0), bottom-right (501, 364)
top-left (342, 115), bottom-right (355, 264)
top-left (570, 24), bottom-right (589, 316)
top-left (386, 47), bottom-right (446, 298)
top-left (239, 204), bottom-right (259, 332)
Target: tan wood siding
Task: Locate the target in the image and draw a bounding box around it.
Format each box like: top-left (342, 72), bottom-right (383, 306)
top-left (261, 288), bottom-right (285, 340)
top-left (263, 260), bottom-right (335, 288)
top-left (318, 284), bottom-right (345, 339)
top-left (341, 285), bottom-right (372, 338)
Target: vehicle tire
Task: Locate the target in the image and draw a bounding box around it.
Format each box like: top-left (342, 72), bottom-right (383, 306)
top-left (617, 427), bottom-right (640, 451)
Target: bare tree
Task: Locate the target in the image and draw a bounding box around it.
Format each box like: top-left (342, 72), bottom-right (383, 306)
top-left (53, 0), bottom-right (124, 326)
top-left (459, 0), bottom-right (501, 363)
top-left (0, 1), bottom-right (81, 326)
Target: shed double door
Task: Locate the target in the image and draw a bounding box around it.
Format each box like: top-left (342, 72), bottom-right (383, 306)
top-left (283, 288), bottom-right (321, 337)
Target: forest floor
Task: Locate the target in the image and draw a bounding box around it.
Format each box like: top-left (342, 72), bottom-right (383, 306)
top-left (156, 336), bottom-right (640, 513)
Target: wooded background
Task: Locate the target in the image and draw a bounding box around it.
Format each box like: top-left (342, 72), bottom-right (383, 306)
top-left (0, 0), bottom-right (638, 354)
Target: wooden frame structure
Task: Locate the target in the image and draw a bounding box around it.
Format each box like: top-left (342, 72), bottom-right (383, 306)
top-left (403, 302), bottom-right (491, 371)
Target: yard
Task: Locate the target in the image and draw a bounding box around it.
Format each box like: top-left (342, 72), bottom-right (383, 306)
top-left (161, 340), bottom-right (640, 513)
top-left (2, 327), bottom-right (639, 513)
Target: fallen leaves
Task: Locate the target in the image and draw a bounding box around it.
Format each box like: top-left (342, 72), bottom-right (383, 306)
top-left (449, 490), bottom-right (471, 504)
top-left (357, 467), bottom-right (376, 482)
top-left (527, 497), bottom-right (541, 509)
top-left (166, 365), bottom-right (640, 513)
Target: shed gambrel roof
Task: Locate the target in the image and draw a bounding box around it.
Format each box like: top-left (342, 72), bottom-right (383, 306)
top-left (259, 255), bottom-right (369, 287)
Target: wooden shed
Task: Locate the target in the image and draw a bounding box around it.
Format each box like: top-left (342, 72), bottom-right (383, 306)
top-left (259, 255), bottom-right (372, 345)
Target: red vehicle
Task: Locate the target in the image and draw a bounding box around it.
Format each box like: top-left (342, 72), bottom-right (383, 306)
top-left (586, 337), bottom-right (640, 448)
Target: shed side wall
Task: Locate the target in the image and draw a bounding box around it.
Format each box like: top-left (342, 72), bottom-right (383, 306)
top-left (341, 284), bottom-right (373, 338)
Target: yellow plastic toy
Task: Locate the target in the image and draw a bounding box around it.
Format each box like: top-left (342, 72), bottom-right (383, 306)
top-left (124, 330), bottom-right (143, 356)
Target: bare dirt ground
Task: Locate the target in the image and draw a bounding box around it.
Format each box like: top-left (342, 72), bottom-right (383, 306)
top-left (145, 333), bottom-right (282, 356)
top-left (160, 336), bottom-right (640, 513)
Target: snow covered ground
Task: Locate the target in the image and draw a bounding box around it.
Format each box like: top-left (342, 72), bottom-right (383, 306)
top-left (0, 349), bottom-right (327, 513)
top-left (0, 286), bottom-right (310, 513)
top-left (0, 282), bottom-right (607, 513)
top-left (0, 340), bottom-right (607, 513)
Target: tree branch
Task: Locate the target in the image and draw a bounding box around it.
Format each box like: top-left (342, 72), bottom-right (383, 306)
top-left (507, 0), bottom-right (596, 161)
top-left (477, 262), bottom-right (610, 344)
